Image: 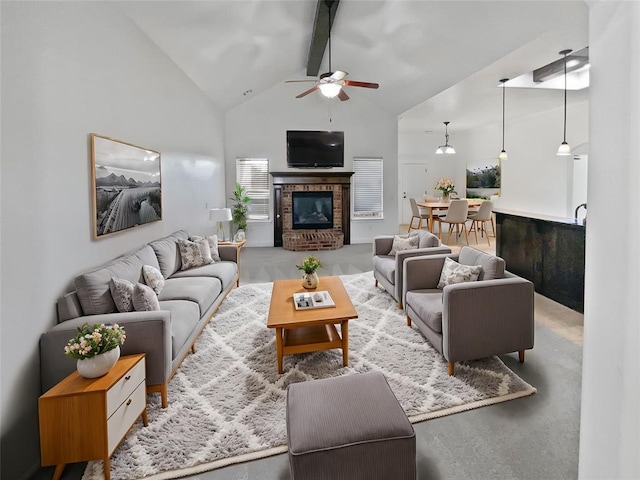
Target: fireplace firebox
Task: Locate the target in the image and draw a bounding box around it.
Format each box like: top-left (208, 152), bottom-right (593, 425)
top-left (292, 191), bottom-right (333, 230)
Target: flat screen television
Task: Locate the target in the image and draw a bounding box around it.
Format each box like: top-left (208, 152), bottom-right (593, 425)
top-left (286, 130), bottom-right (344, 168)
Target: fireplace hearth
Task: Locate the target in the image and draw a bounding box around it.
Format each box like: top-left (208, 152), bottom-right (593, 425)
top-left (271, 172), bottom-right (354, 251)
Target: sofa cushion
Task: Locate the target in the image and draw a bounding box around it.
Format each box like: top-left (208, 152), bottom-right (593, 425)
top-left (75, 245), bottom-right (160, 315)
top-left (372, 255), bottom-right (395, 285)
top-left (109, 277), bottom-right (134, 313)
top-left (158, 277), bottom-right (222, 316)
top-left (142, 265), bottom-right (165, 294)
top-left (408, 230), bottom-right (440, 248)
top-left (437, 257), bottom-right (482, 289)
top-left (157, 300), bottom-right (201, 358)
top-left (388, 235), bottom-right (419, 256)
top-left (149, 230), bottom-right (189, 279)
top-left (458, 246), bottom-right (505, 280)
top-left (170, 262), bottom-right (238, 291)
top-left (133, 283), bottom-right (161, 311)
top-left (178, 239), bottom-right (213, 270)
top-left (405, 290), bottom-right (444, 333)
top-left (191, 235), bottom-right (221, 262)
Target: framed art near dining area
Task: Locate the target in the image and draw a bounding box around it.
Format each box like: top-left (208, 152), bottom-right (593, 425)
top-left (91, 133), bottom-right (162, 238)
top-left (466, 159), bottom-right (501, 198)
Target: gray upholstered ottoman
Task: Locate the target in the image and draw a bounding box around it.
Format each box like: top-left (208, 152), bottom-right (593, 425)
top-left (286, 371), bottom-right (416, 480)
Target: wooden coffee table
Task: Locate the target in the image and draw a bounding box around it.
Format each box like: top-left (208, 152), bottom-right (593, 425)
top-left (267, 276), bottom-right (358, 374)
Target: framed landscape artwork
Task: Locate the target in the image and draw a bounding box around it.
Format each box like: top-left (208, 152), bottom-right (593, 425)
top-left (91, 133), bottom-right (162, 239)
top-left (466, 159), bottom-right (501, 198)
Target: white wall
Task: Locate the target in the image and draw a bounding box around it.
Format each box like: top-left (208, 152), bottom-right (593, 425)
top-left (0, 3), bottom-right (225, 478)
top-left (225, 81), bottom-right (399, 246)
top-left (580, 1), bottom-right (640, 478)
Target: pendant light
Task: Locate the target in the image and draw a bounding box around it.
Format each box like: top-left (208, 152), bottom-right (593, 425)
top-left (498, 78), bottom-right (509, 161)
top-left (557, 49), bottom-right (572, 156)
top-left (435, 121), bottom-right (456, 154)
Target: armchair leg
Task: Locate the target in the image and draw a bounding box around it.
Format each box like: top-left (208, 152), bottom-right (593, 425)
top-left (519, 349), bottom-right (525, 363)
top-left (375, 279), bottom-right (378, 287)
top-left (406, 315), bottom-right (412, 326)
top-left (448, 362), bottom-right (455, 376)
top-left (397, 302), bottom-right (402, 309)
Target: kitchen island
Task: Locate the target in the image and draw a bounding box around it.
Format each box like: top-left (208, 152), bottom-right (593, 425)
top-left (494, 209), bottom-right (585, 312)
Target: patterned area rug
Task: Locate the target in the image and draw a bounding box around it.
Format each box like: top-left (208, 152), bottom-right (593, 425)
top-left (83, 271), bottom-right (536, 480)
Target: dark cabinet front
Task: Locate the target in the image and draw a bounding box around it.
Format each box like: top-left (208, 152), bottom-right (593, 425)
top-left (496, 211), bottom-right (585, 313)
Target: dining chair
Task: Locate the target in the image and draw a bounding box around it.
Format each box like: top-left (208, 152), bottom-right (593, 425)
top-left (433, 199), bottom-right (470, 245)
top-left (408, 198), bottom-right (430, 232)
top-left (467, 201), bottom-right (495, 245)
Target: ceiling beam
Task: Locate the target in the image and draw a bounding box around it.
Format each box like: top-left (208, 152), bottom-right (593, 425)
top-left (306, 0), bottom-right (340, 77)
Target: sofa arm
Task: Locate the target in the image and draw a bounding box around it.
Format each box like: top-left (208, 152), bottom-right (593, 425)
top-left (402, 253), bottom-right (458, 302)
top-left (394, 247), bottom-right (452, 305)
top-left (40, 310), bottom-right (172, 393)
top-left (373, 236), bottom-right (394, 256)
top-left (218, 244), bottom-right (239, 263)
top-left (442, 274), bottom-right (535, 363)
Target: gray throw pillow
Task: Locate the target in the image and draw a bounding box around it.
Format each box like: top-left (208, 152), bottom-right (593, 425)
top-left (388, 235), bottom-right (419, 256)
top-left (132, 283), bottom-right (160, 311)
top-left (190, 235), bottom-right (220, 262)
top-left (142, 265), bottom-right (165, 295)
top-left (437, 257), bottom-right (482, 289)
top-left (109, 277), bottom-right (134, 313)
top-left (178, 238), bottom-right (213, 270)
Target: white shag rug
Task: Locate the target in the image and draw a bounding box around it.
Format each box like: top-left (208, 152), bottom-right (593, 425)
top-left (83, 271), bottom-right (536, 480)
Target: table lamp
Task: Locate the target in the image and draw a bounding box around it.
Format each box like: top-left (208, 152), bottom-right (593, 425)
top-left (209, 208), bottom-right (232, 241)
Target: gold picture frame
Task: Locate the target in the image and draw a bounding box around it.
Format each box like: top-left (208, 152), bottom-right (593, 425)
top-left (91, 133), bottom-right (162, 239)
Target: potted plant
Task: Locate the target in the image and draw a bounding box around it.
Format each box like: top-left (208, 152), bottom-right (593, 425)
top-left (229, 182), bottom-right (250, 241)
top-left (296, 255), bottom-right (323, 289)
top-left (435, 177), bottom-right (456, 202)
top-left (64, 322), bottom-right (126, 378)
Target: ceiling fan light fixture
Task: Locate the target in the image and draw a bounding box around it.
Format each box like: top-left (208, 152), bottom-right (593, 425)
top-left (319, 83), bottom-right (342, 98)
top-left (435, 121), bottom-right (455, 155)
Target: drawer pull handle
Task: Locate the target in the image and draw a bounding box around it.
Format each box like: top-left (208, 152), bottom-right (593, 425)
top-left (126, 399), bottom-right (132, 406)
top-left (125, 375), bottom-right (131, 381)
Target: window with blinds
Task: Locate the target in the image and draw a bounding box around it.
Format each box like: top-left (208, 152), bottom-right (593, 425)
top-left (236, 158), bottom-right (270, 221)
top-left (352, 157), bottom-right (383, 219)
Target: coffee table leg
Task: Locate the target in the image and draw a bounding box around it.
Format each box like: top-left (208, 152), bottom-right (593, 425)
top-left (341, 321), bottom-right (349, 367)
top-left (276, 327), bottom-right (284, 374)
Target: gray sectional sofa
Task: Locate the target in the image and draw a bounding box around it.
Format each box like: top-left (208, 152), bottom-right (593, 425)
top-left (40, 230), bottom-right (239, 407)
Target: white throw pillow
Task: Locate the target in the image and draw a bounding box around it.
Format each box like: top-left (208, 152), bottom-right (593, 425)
top-left (437, 257), bottom-right (482, 289)
top-left (132, 283), bottom-right (160, 311)
top-left (142, 265), bottom-right (165, 295)
top-left (190, 235), bottom-right (220, 262)
top-left (109, 277), bottom-right (134, 313)
top-left (388, 235), bottom-right (419, 256)
top-left (178, 239), bottom-right (213, 270)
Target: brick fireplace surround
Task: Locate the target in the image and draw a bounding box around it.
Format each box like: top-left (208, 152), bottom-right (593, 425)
top-left (271, 172), bottom-right (354, 251)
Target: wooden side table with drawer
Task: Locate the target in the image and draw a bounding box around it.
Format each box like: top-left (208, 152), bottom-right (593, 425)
top-left (38, 354), bottom-right (148, 480)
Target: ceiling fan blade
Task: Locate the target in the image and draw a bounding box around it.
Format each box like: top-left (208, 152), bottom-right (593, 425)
top-left (343, 80), bottom-right (379, 89)
top-left (285, 79), bottom-right (319, 83)
top-left (330, 70), bottom-right (348, 81)
top-left (337, 89), bottom-right (350, 101)
top-left (296, 86), bottom-right (319, 98)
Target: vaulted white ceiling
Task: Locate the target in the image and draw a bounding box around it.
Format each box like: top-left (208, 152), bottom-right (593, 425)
top-left (120, 0), bottom-right (589, 133)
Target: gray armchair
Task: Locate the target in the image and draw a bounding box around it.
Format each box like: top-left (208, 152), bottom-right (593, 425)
top-left (373, 230), bottom-right (451, 308)
top-left (402, 246), bottom-right (534, 375)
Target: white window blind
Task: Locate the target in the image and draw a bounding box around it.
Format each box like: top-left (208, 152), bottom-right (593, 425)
top-left (352, 157), bottom-right (383, 218)
top-left (236, 158), bottom-right (270, 220)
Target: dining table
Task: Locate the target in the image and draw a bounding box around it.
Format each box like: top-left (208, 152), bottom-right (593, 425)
top-left (416, 198), bottom-right (484, 232)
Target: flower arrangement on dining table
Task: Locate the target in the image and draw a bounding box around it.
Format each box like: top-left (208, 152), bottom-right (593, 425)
top-left (64, 322), bottom-right (126, 360)
top-left (435, 178), bottom-right (456, 195)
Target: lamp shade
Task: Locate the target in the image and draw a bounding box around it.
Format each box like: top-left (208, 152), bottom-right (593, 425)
top-left (498, 150), bottom-right (509, 161)
top-left (557, 142), bottom-right (572, 156)
top-left (209, 208), bottom-right (232, 222)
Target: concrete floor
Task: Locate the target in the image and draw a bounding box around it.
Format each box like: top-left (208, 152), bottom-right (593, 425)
top-left (34, 230), bottom-right (583, 480)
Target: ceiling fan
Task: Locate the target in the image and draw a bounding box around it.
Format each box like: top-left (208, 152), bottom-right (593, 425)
top-left (285, 2), bottom-right (379, 101)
